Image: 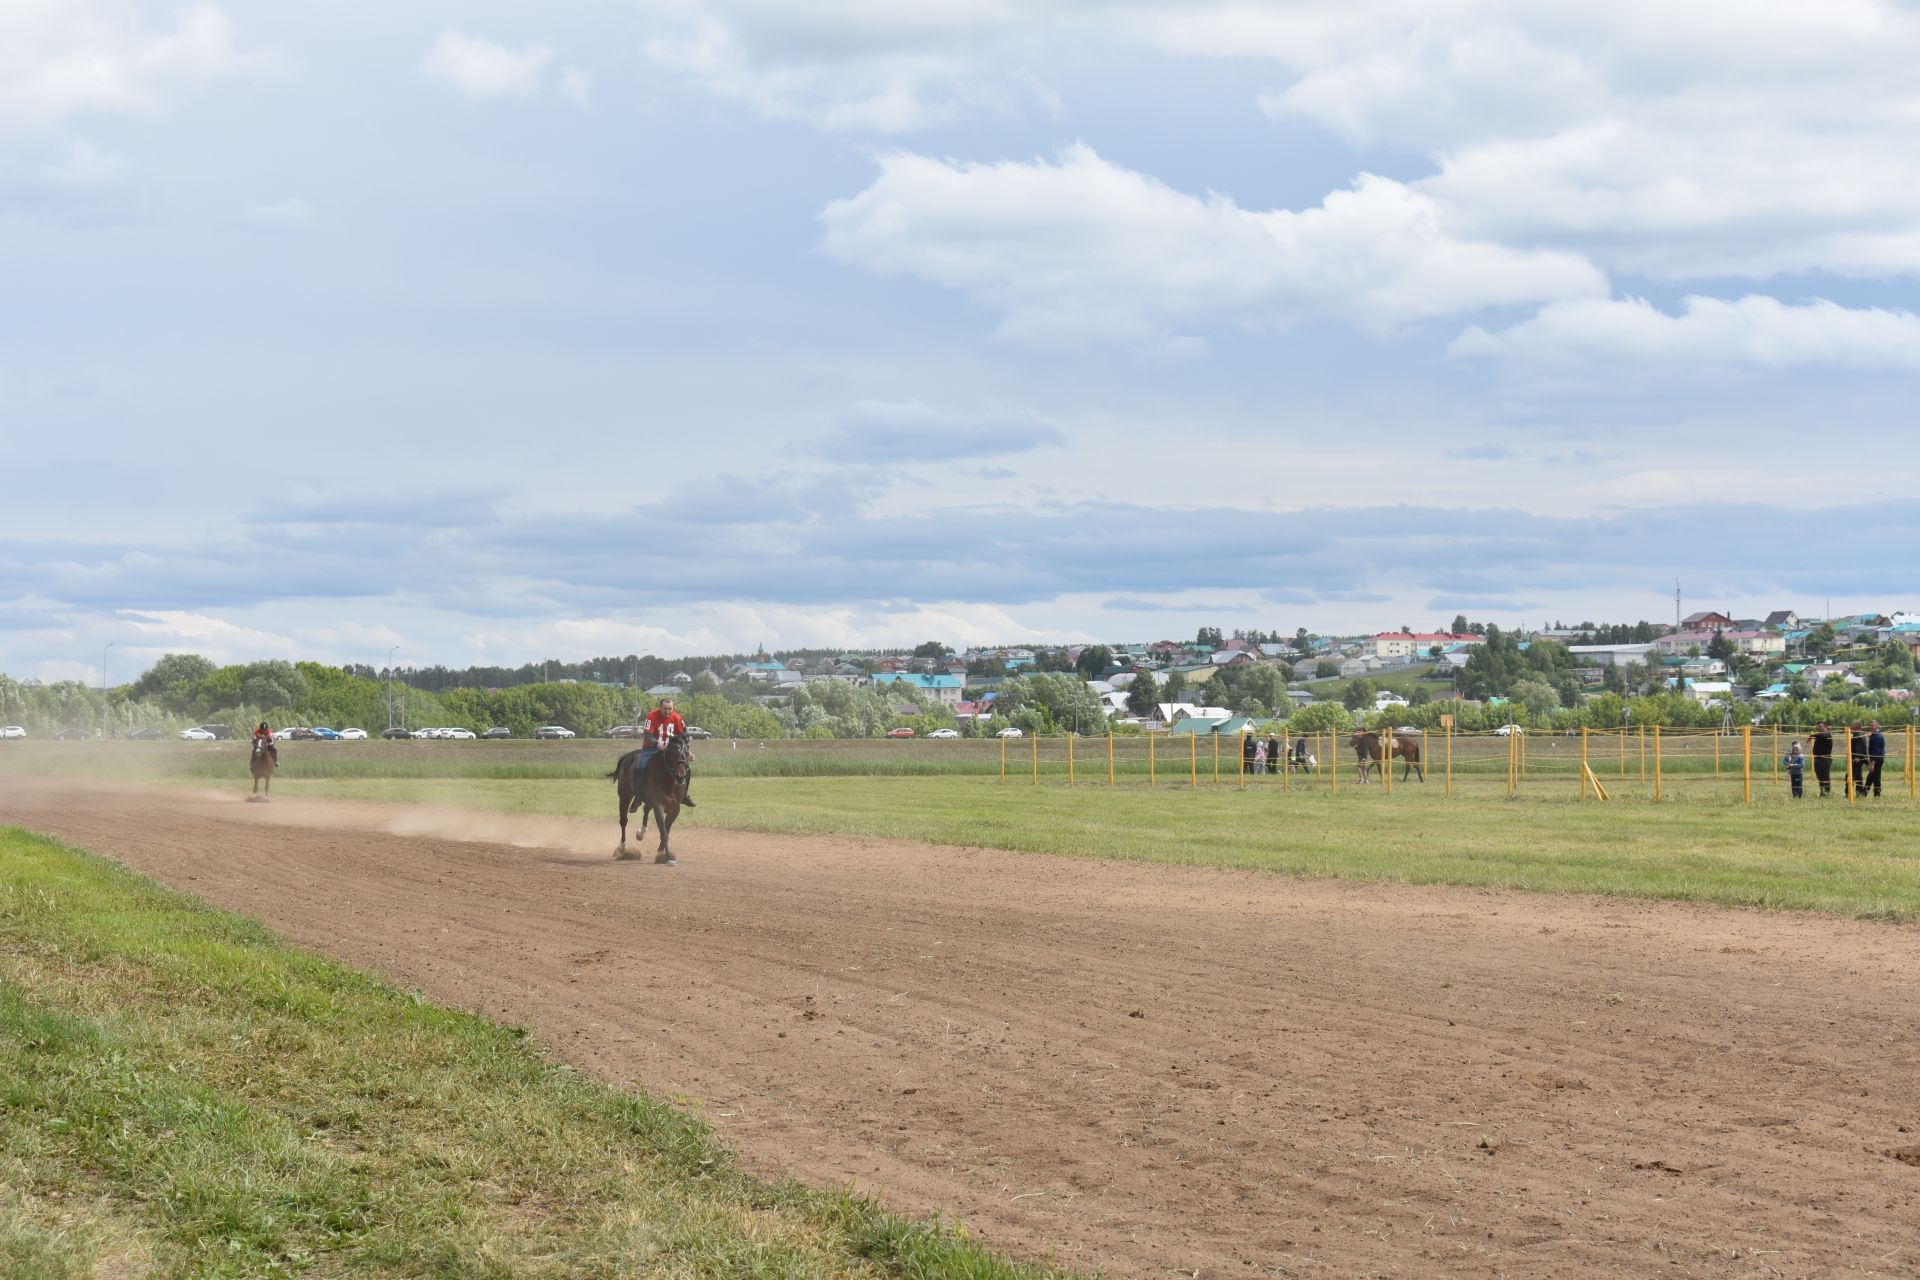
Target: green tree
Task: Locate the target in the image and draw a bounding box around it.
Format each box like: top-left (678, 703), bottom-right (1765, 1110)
top-left (1314, 660), bottom-right (1339, 679)
top-left (911, 640), bottom-right (948, 660)
top-left (1341, 678), bottom-right (1376, 711)
top-left (1286, 702), bottom-right (1354, 735)
top-left (127, 653), bottom-right (217, 709)
top-left (1163, 670), bottom-right (1188, 702)
top-left (1124, 671), bottom-right (1160, 717)
top-left (1075, 645), bottom-right (1114, 679)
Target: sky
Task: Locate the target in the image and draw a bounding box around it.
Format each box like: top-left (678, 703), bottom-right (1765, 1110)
top-left (5, 0), bottom-right (1920, 684)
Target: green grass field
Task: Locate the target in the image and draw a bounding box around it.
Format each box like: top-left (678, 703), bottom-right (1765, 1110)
top-left (0, 827), bottom-right (1069, 1279)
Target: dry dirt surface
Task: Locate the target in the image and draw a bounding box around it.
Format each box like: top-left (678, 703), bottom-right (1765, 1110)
top-left (4, 778), bottom-right (1918, 1278)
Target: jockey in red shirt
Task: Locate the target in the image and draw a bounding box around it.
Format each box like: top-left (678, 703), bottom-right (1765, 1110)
top-left (641, 698), bottom-right (695, 806)
top-left (252, 721), bottom-right (278, 765)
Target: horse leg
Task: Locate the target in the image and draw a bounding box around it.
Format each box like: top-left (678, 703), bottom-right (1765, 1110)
top-left (655, 801), bottom-right (678, 865)
top-left (615, 770), bottom-right (639, 859)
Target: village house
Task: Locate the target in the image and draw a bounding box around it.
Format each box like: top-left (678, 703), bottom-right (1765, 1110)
top-left (1368, 632), bottom-right (1485, 660)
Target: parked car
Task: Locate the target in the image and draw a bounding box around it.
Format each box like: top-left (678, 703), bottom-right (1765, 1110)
top-left (532, 725), bottom-right (575, 739)
top-left (1493, 724), bottom-right (1524, 736)
top-left (125, 727), bottom-right (167, 740)
top-left (280, 727), bottom-right (319, 741)
top-left (381, 727), bottom-right (412, 739)
top-left (0, 725), bottom-right (25, 740)
top-left (309, 726), bottom-right (342, 740)
top-left (605, 725), bottom-right (643, 739)
top-left (52, 728), bottom-right (90, 740)
top-left (886, 727), bottom-right (916, 739)
top-left (926, 728), bottom-right (960, 739)
top-left (411, 728), bottom-right (436, 739)
top-left (443, 728), bottom-right (476, 739)
top-left (195, 724), bottom-right (235, 740)
top-left (178, 727), bottom-right (216, 741)
top-left (995, 726), bottom-right (1024, 738)
top-left (337, 727), bottom-right (367, 740)
top-left (481, 727), bottom-right (513, 739)
top-left (687, 726), bottom-right (713, 740)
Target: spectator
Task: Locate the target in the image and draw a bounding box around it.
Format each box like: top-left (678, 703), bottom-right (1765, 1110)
top-left (1849, 723), bottom-right (1869, 794)
top-left (1266, 733), bottom-right (1281, 777)
top-left (1810, 723), bottom-right (1833, 796)
top-left (1864, 721), bottom-right (1886, 798)
top-left (1253, 740), bottom-right (1267, 775)
top-left (1242, 732), bottom-right (1257, 775)
top-left (1783, 740), bottom-right (1805, 798)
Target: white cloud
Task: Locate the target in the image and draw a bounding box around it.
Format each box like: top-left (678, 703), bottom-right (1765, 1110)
top-left (1452, 295), bottom-right (1920, 369)
top-left (820, 144), bottom-right (1606, 342)
top-left (0, 1), bottom-right (263, 129)
top-left (40, 138), bottom-right (122, 187)
top-left (558, 66), bottom-right (594, 110)
top-left (242, 196), bottom-right (316, 229)
top-left (421, 31), bottom-right (553, 101)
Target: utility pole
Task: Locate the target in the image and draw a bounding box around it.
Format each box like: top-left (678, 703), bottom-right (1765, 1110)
top-left (386, 645), bottom-right (399, 730)
top-left (1675, 579), bottom-right (1682, 632)
top-left (100, 641), bottom-right (115, 737)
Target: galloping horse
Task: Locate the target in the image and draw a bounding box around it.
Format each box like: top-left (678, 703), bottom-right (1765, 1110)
top-left (248, 736), bottom-right (276, 799)
top-left (609, 732), bottom-right (692, 864)
top-left (1352, 729), bottom-right (1424, 783)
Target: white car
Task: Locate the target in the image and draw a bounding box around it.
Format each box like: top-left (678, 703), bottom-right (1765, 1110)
top-left (926, 728), bottom-right (960, 739)
top-left (532, 725), bottom-right (576, 739)
top-left (337, 727), bottom-right (367, 740)
top-left (178, 727), bottom-right (216, 741)
top-left (1493, 724), bottom-right (1525, 736)
top-left (443, 728), bottom-right (476, 739)
top-left (0, 725), bottom-right (25, 740)
top-left (995, 726), bottom-right (1024, 738)
top-left (411, 728), bottom-right (436, 739)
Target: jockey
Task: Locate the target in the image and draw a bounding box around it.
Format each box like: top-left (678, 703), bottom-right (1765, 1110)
top-left (640, 697), bottom-right (695, 807)
top-left (252, 721), bottom-right (278, 765)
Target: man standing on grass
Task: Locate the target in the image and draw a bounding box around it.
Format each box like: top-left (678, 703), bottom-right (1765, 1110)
top-left (1849, 723), bottom-right (1869, 794)
top-left (1864, 721), bottom-right (1886, 798)
top-left (1811, 723), bottom-right (1834, 796)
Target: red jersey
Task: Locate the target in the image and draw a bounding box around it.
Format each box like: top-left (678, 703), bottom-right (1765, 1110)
top-left (644, 707), bottom-right (686, 745)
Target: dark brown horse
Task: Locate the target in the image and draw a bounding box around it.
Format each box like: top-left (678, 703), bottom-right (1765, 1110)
top-left (609, 733), bottom-right (692, 863)
top-left (1352, 729), bottom-right (1424, 783)
top-left (248, 736), bottom-right (276, 799)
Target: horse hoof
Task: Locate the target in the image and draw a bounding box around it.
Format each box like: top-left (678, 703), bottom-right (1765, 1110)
top-left (615, 848), bottom-right (638, 861)
top-left (655, 855), bottom-right (676, 866)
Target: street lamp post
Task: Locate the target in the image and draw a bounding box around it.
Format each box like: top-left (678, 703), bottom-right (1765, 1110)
top-left (100, 641), bottom-right (115, 737)
top-left (386, 645), bottom-right (399, 731)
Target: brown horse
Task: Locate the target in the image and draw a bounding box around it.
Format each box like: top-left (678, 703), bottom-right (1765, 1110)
top-left (609, 733), bottom-right (692, 863)
top-left (1352, 729), bottom-right (1424, 783)
top-left (248, 736), bottom-right (276, 799)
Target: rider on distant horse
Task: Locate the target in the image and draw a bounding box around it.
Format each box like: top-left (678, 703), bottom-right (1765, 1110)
top-left (252, 721), bottom-right (278, 766)
top-left (640, 697), bottom-right (695, 807)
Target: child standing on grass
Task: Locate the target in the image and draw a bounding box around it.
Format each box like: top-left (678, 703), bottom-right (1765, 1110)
top-left (1784, 741), bottom-right (1805, 798)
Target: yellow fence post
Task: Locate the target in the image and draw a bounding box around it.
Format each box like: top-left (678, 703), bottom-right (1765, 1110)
top-left (1445, 720), bottom-right (1452, 797)
top-left (1068, 732), bottom-right (1075, 786)
top-left (1910, 724), bottom-right (1916, 800)
top-left (1618, 723), bottom-right (1625, 777)
top-left (1190, 733), bottom-right (1198, 788)
top-left (1107, 731), bottom-right (1115, 787)
top-left (1148, 732), bottom-right (1155, 787)
top-left (1212, 731), bottom-right (1220, 784)
top-left (1845, 727), bottom-right (1854, 805)
top-left (1772, 725), bottom-right (1779, 787)
top-left (1330, 729), bottom-right (1337, 794)
top-left (999, 734), bottom-right (1006, 780)
top-left (1580, 726), bottom-right (1589, 799)
top-left (1282, 731), bottom-right (1291, 793)
top-left (1743, 724), bottom-right (1751, 804)
top-left (1640, 725), bottom-right (1647, 781)
top-left (1238, 730), bottom-right (1247, 792)
top-left (1654, 725), bottom-right (1663, 801)
top-left (1714, 731), bottom-right (1721, 778)
top-left (1506, 729), bottom-right (1515, 798)
top-left (1031, 733), bottom-right (1038, 786)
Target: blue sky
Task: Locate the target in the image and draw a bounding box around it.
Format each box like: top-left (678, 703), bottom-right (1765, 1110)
top-left (6, 1), bottom-right (1920, 682)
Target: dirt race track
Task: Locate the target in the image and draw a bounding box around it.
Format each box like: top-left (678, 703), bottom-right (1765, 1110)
top-left (4, 779), bottom-right (1918, 1278)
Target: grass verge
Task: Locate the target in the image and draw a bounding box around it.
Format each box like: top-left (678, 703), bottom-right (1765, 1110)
top-left (0, 826), bottom-right (1075, 1279)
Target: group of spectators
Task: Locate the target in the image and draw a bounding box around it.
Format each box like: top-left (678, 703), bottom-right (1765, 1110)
top-left (1238, 731), bottom-right (1313, 775)
top-left (1782, 722), bottom-right (1888, 798)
